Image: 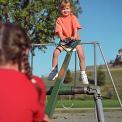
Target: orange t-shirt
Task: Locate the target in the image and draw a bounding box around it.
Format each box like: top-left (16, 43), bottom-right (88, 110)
top-left (55, 14), bottom-right (81, 39)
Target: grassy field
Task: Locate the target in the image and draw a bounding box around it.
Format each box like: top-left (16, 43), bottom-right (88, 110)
top-left (87, 65), bottom-right (122, 98)
top-left (55, 99), bottom-right (120, 108)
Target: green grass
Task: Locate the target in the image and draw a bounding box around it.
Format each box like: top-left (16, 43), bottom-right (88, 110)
top-left (55, 99), bottom-right (120, 108)
top-left (102, 99), bottom-right (120, 107)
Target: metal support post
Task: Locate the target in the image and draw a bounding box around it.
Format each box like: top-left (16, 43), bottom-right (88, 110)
top-left (74, 51), bottom-right (77, 86)
top-left (93, 41), bottom-right (97, 86)
top-left (93, 87), bottom-right (105, 122)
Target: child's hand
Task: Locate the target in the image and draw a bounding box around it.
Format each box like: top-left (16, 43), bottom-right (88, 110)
top-left (60, 36), bottom-right (66, 41)
top-left (71, 36), bottom-right (80, 41)
top-left (71, 36), bottom-right (77, 40)
top-left (58, 32), bottom-right (66, 41)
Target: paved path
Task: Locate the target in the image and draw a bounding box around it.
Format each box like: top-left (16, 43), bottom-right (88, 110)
top-left (52, 108), bottom-right (122, 122)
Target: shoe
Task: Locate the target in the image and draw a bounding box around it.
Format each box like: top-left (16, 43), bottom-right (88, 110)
top-left (80, 73), bottom-right (89, 85)
top-left (48, 65), bottom-right (58, 80)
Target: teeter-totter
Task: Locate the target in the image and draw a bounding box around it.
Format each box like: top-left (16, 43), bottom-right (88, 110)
top-left (30, 40), bottom-right (122, 122)
top-left (46, 40), bottom-right (105, 122)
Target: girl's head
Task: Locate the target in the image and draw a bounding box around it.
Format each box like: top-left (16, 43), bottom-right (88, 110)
top-left (59, 0), bottom-right (72, 17)
top-left (0, 23), bottom-right (32, 79)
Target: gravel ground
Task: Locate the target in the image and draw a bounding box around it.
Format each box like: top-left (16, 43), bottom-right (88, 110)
top-left (52, 108), bottom-right (122, 122)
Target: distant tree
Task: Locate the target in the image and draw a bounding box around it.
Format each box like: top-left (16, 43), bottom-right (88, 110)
top-left (97, 65), bottom-right (105, 86)
top-left (0, 0), bottom-right (82, 44)
top-left (118, 48), bottom-right (122, 54)
top-left (109, 60), bottom-right (114, 64)
top-left (112, 48), bottom-right (122, 66)
top-left (64, 69), bottom-right (73, 84)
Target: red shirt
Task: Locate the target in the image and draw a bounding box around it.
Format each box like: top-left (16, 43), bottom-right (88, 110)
top-left (32, 75), bottom-right (46, 121)
top-left (0, 69), bottom-right (46, 122)
top-left (55, 14), bottom-right (81, 39)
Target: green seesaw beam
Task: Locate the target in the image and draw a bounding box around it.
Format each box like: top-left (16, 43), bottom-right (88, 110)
top-left (46, 40), bottom-right (80, 118)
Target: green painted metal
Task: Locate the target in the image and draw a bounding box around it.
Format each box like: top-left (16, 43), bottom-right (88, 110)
top-left (46, 40), bottom-right (80, 118)
top-left (47, 85), bottom-right (73, 95)
top-left (59, 85), bottom-right (73, 94)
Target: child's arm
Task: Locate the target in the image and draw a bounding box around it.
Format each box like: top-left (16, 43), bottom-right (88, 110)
top-left (58, 31), bottom-right (66, 41)
top-left (71, 15), bottom-right (81, 40)
top-left (74, 28), bottom-right (78, 39)
top-left (55, 18), bottom-right (67, 41)
top-left (71, 28), bottom-right (78, 40)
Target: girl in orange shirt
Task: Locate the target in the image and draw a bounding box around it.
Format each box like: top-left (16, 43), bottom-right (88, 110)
top-left (48, 0), bottom-right (89, 85)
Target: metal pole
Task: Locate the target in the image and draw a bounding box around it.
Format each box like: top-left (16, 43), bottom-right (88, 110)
top-left (97, 43), bottom-right (122, 109)
top-left (93, 42), bottom-right (97, 86)
top-left (74, 51), bottom-right (77, 86)
top-left (94, 87), bottom-right (105, 122)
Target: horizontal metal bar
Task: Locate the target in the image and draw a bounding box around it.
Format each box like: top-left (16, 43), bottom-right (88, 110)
top-left (46, 86), bottom-right (98, 95)
top-left (31, 41), bottom-right (99, 47)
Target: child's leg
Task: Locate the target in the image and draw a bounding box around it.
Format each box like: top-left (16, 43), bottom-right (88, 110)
top-left (48, 46), bottom-right (63, 80)
top-left (76, 44), bottom-right (86, 71)
top-left (52, 46), bottom-right (63, 68)
top-left (76, 44), bottom-right (89, 84)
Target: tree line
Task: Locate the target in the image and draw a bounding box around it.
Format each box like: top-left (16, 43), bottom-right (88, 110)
top-left (0, 0), bottom-right (82, 44)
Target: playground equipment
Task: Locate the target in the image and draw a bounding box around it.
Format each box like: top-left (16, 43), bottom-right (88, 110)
top-left (45, 40), bottom-right (105, 122)
top-left (31, 41), bottom-right (122, 122)
top-left (47, 85), bottom-right (104, 122)
top-left (112, 48), bottom-right (122, 66)
top-left (45, 40), bottom-right (80, 116)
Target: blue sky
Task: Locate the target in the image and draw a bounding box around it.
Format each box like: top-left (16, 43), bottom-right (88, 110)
top-left (32, 0), bottom-right (122, 76)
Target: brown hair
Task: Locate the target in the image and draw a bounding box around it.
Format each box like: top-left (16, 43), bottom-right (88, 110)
top-left (59, 0), bottom-right (71, 9)
top-left (0, 23), bottom-right (42, 97)
top-left (0, 23), bottom-right (32, 79)
top-left (59, 0), bottom-right (73, 15)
